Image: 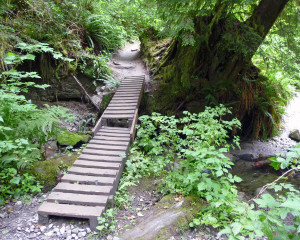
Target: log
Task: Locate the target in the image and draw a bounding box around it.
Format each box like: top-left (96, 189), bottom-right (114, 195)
top-left (71, 74), bottom-right (100, 112)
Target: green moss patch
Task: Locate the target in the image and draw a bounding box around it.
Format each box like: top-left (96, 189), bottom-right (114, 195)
top-left (26, 153), bottom-right (78, 191)
top-left (57, 130), bottom-right (91, 147)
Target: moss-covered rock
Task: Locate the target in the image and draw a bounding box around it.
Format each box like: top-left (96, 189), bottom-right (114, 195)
top-left (57, 130), bottom-right (91, 147)
top-left (26, 153), bottom-right (78, 191)
top-left (120, 194), bottom-right (203, 240)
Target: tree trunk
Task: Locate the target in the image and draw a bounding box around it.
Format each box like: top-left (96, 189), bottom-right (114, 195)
top-left (151, 0), bottom-right (290, 138)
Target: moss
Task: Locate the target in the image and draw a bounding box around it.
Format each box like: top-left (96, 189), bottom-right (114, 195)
top-left (154, 194), bottom-right (203, 240)
top-left (57, 130), bottom-right (91, 146)
top-left (26, 153), bottom-right (78, 191)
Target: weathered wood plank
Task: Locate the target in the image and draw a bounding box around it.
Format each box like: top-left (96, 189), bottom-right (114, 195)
top-left (53, 182), bottom-right (113, 195)
top-left (48, 192), bottom-right (108, 206)
top-left (68, 166), bottom-right (118, 177)
top-left (61, 174), bottom-right (115, 185)
top-left (78, 154), bottom-right (123, 162)
top-left (89, 139), bottom-right (129, 146)
top-left (82, 148), bottom-right (126, 156)
top-left (74, 160), bottom-right (120, 170)
top-left (86, 143), bottom-right (128, 151)
top-left (92, 135), bottom-right (130, 141)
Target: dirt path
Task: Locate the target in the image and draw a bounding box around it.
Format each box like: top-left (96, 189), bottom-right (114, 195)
top-left (109, 41), bottom-right (150, 90)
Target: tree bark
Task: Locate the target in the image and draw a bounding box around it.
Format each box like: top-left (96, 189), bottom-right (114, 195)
top-left (247, 0), bottom-right (290, 39)
top-left (150, 0), bottom-right (290, 138)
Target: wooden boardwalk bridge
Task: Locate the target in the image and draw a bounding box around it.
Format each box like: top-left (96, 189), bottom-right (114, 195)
top-left (38, 75), bottom-right (145, 230)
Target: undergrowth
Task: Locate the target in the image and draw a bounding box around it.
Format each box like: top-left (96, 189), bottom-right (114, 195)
top-left (111, 107), bottom-right (300, 239)
top-left (0, 43), bottom-right (74, 204)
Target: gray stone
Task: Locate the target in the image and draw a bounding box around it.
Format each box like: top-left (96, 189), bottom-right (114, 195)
top-left (15, 201), bottom-right (22, 206)
top-left (48, 223), bottom-right (53, 229)
top-left (40, 226), bottom-right (46, 232)
top-left (86, 227), bottom-right (91, 234)
top-left (78, 231), bottom-right (86, 238)
top-left (113, 237), bottom-right (120, 240)
top-left (44, 231), bottom-right (54, 237)
top-left (0, 214), bottom-right (5, 218)
top-left (120, 195), bottom-right (202, 240)
top-left (107, 235), bottom-right (113, 240)
top-left (72, 227), bottom-right (79, 234)
top-left (289, 129), bottom-right (300, 141)
top-left (60, 226), bottom-right (66, 234)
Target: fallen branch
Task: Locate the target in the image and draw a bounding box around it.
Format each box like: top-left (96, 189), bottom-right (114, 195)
top-left (248, 166), bottom-right (299, 202)
top-left (71, 74), bottom-right (100, 111)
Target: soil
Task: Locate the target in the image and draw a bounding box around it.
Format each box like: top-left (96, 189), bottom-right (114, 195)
top-left (109, 41), bottom-right (150, 91)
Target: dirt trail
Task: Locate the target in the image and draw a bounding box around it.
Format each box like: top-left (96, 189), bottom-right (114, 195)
top-left (109, 41), bottom-right (150, 89)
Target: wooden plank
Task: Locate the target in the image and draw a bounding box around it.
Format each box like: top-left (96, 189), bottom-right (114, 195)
top-left (89, 139), bottom-right (129, 146)
top-left (96, 131), bottom-right (130, 137)
top-left (113, 94), bottom-right (140, 97)
top-left (112, 97), bottom-right (139, 101)
top-left (61, 174), bottom-right (115, 185)
top-left (110, 100), bottom-right (138, 103)
top-left (100, 127), bottom-right (130, 133)
top-left (38, 202), bottom-right (104, 218)
top-left (92, 135), bottom-right (130, 141)
top-left (68, 166), bottom-right (118, 177)
top-left (48, 192), bottom-right (108, 206)
top-left (105, 109), bottom-right (136, 116)
top-left (106, 107), bottom-right (137, 111)
top-left (102, 113), bottom-right (135, 119)
top-left (86, 143), bottom-right (128, 151)
top-left (54, 182), bottom-right (113, 195)
top-left (82, 148), bottom-right (126, 156)
top-left (109, 102), bottom-right (137, 106)
top-left (78, 154), bottom-right (123, 162)
top-left (74, 160), bottom-right (120, 170)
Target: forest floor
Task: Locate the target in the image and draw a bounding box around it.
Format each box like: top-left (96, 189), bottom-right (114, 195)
top-left (109, 41), bottom-right (150, 91)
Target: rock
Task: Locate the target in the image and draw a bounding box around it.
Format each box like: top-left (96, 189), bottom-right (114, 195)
top-left (237, 154), bottom-right (254, 162)
top-left (44, 231), bottom-right (54, 237)
top-left (15, 201), bottom-right (22, 206)
top-left (60, 226), bottom-right (66, 234)
top-left (40, 226), bottom-right (46, 232)
top-left (78, 231), bottom-right (86, 238)
top-left (113, 237), bottom-right (120, 240)
top-left (289, 129), bottom-right (300, 141)
top-left (72, 227), bottom-right (79, 234)
top-left (0, 214), bottom-right (5, 218)
top-left (48, 223), bottom-right (53, 229)
top-left (120, 195), bottom-right (203, 240)
top-left (57, 130), bottom-right (91, 147)
top-left (86, 227), bottom-right (91, 234)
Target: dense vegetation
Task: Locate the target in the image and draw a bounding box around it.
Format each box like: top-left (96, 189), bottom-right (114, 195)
top-left (117, 111), bottom-right (300, 239)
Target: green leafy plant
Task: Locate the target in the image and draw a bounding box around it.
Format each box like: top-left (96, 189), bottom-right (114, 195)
top-left (0, 168), bottom-right (42, 204)
top-left (96, 209), bottom-right (117, 236)
top-left (219, 144), bottom-right (300, 239)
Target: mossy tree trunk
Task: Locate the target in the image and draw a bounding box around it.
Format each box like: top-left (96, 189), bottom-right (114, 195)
top-left (153, 0), bottom-right (289, 138)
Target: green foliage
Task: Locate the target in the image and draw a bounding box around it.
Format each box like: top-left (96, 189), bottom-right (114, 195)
top-left (0, 168), bottom-right (42, 205)
top-left (96, 209), bottom-right (116, 236)
top-left (118, 107), bottom-right (300, 239)
top-left (0, 44), bottom-right (73, 202)
top-left (269, 143), bottom-right (300, 170)
top-left (120, 106), bottom-right (242, 227)
top-left (219, 144), bottom-right (300, 239)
